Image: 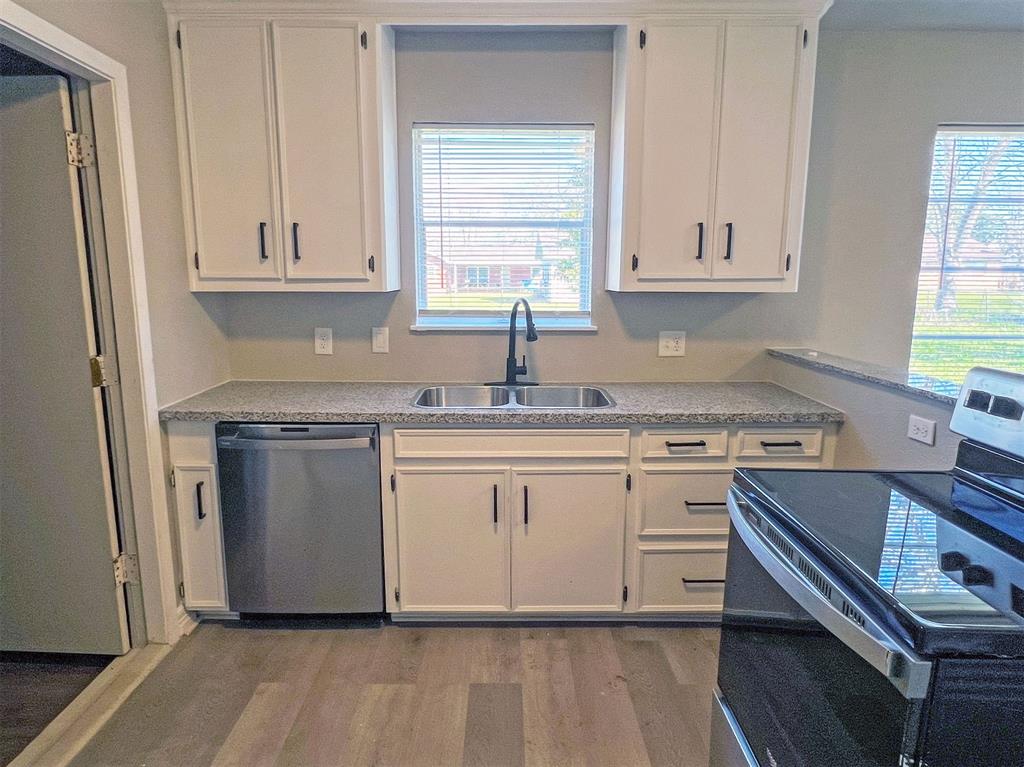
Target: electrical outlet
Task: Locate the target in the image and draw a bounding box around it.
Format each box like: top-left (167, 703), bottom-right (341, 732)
top-left (658, 331), bottom-right (686, 357)
top-left (314, 327), bottom-right (333, 355)
top-left (372, 327), bottom-right (389, 354)
top-left (907, 414), bottom-right (936, 445)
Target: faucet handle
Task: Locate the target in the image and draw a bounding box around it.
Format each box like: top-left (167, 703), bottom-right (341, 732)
top-left (518, 355), bottom-right (528, 375)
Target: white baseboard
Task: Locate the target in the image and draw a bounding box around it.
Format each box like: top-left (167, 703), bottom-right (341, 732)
top-left (176, 604), bottom-right (199, 636)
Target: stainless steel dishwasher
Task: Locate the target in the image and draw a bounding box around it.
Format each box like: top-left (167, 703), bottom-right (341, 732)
top-left (216, 423), bottom-right (383, 614)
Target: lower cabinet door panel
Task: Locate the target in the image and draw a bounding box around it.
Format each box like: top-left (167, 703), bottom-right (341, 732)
top-left (395, 469), bottom-right (510, 612)
top-left (638, 547), bottom-right (727, 612)
top-left (512, 469), bottom-right (626, 612)
top-left (173, 464), bottom-right (228, 611)
top-left (640, 470), bottom-right (733, 535)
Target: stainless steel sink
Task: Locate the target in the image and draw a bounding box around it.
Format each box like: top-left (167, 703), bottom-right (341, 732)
top-left (514, 386), bottom-right (614, 408)
top-left (413, 385), bottom-right (511, 408)
top-left (412, 385), bottom-right (614, 409)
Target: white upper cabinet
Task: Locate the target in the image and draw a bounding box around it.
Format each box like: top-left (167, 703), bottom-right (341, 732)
top-left (172, 18), bottom-right (399, 291)
top-left (179, 20), bottom-right (281, 281)
top-left (635, 22), bottom-right (722, 282)
top-left (274, 22), bottom-right (369, 282)
top-left (608, 18), bottom-right (817, 292)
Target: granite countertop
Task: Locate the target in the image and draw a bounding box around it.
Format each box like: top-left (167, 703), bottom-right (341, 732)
top-left (159, 380), bottom-right (844, 425)
top-left (767, 347), bottom-right (960, 406)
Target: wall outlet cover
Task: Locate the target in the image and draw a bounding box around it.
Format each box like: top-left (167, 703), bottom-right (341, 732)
top-left (658, 331), bottom-right (686, 357)
top-left (907, 414), bottom-right (936, 445)
top-left (314, 327), bottom-right (333, 355)
top-left (372, 326), bottom-right (389, 354)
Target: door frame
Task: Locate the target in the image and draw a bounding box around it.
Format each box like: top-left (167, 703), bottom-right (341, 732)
top-left (1, 2), bottom-right (180, 645)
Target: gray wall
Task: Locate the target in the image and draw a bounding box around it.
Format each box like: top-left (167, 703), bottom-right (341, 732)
top-left (15, 0), bottom-right (231, 407)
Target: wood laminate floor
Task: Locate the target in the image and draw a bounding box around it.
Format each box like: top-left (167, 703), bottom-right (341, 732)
top-left (69, 623), bottom-right (721, 767)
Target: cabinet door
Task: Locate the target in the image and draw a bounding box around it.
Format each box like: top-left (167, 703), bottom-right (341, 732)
top-left (173, 465), bottom-right (227, 611)
top-left (395, 470), bottom-right (509, 612)
top-left (512, 469), bottom-right (626, 612)
top-left (713, 22), bottom-right (801, 280)
top-left (274, 22), bottom-right (369, 281)
top-left (636, 23), bottom-right (722, 281)
top-left (179, 20), bottom-right (280, 280)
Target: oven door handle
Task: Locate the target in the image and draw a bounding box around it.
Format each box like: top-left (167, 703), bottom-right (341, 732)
top-left (727, 488), bottom-right (933, 700)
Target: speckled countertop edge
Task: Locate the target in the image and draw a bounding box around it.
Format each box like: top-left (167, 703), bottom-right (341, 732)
top-left (767, 348), bottom-right (959, 406)
top-left (159, 380), bottom-right (845, 425)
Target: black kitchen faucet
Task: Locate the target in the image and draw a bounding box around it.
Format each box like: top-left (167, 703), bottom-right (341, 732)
top-left (492, 298), bottom-right (538, 386)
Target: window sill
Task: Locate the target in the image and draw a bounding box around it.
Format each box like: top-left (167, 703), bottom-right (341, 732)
top-left (411, 321), bottom-right (597, 333)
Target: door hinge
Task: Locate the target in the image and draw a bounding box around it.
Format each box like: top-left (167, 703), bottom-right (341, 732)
top-left (631, 254), bottom-right (638, 272)
top-left (178, 581), bottom-right (186, 599)
top-left (785, 253), bottom-right (792, 271)
top-left (176, 28), bottom-right (182, 49)
top-left (169, 468), bottom-right (176, 487)
top-left (193, 252), bottom-right (199, 270)
top-left (360, 30), bottom-right (368, 49)
top-left (90, 355), bottom-right (110, 388)
top-left (113, 553), bottom-right (140, 586)
top-left (639, 29), bottom-right (646, 49)
top-left (623, 585), bottom-right (629, 603)
top-left (368, 254), bottom-right (376, 273)
top-left (390, 474), bottom-right (396, 492)
top-left (626, 473), bottom-right (632, 492)
top-left (394, 587), bottom-right (400, 603)
top-left (65, 131), bottom-right (95, 167)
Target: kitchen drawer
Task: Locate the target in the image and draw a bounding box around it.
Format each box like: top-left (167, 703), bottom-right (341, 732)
top-left (640, 428), bottom-right (729, 461)
top-left (637, 547), bottom-right (727, 612)
top-left (733, 428), bottom-right (823, 460)
top-left (639, 471), bottom-right (733, 535)
top-left (393, 428), bottom-right (631, 460)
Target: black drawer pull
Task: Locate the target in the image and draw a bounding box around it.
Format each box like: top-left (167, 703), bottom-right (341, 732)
top-left (258, 221), bottom-right (268, 261)
top-left (759, 440), bottom-right (803, 449)
top-left (682, 578), bottom-right (725, 585)
top-left (666, 440), bottom-right (707, 448)
top-left (292, 222), bottom-right (301, 261)
top-left (696, 221), bottom-right (704, 261)
top-left (683, 501), bottom-right (728, 509)
top-left (523, 485), bottom-right (529, 525)
top-left (724, 222), bottom-right (734, 261)
top-left (195, 480), bottom-right (206, 520)
top-left (492, 484), bottom-right (498, 524)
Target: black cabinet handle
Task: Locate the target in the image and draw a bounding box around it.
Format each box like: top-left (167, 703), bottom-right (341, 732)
top-left (666, 440), bottom-right (707, 448)
top-left (682, 578), bottom-right (725, 586)
top-left (724, 222), bottom-right (734, 261)
top-left (759, 440), bottom-right (803, 449)
top-left (683, 501), bottom-right (728, 509)
top-left (492, 484), bottom-right (498, 524)
top-left (523, 485), bottom-right (529, 525)
top-left (292, 222), bottom-right (301, 261)
top-left (696, 222), bottom-right (704, 261)
top-left (195, 481), bottom-right (206, 520)
top-left (258, 222), bottom-right (268, 261)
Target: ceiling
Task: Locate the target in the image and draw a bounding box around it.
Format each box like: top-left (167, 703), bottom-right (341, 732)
top-left (822, 0), bottom-right (1024, 30)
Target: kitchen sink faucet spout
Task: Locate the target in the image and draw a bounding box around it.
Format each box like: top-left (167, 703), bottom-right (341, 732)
top-left (495, 298), bottom-right (538, 386)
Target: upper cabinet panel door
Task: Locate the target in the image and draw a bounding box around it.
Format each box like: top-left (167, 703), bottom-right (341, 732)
top-left (274, 22), bottom-right (369, 282)
top-left (512, 470), bottom-right (626, 612)
top-left (713, 22), bottom-right (801, 280)
top-left (179, 20), bottom-right (280, 280)
top-left (636, 23), bottom-right (722, 281)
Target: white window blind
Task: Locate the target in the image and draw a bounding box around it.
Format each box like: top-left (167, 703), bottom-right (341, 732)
top-left (909, 128), bottom-right (1024, 384)
top-left (413, 125), bottom-right (596, 329)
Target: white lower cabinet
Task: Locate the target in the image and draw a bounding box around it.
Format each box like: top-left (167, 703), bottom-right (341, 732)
top-left (511, 469), bottom-right (627, 613)
top-left (395, 469), bottom-right (510, 612)
top-left (171, 464), bottom-right (227, 611)
top-left (637, 546), bottom-right (727, 612)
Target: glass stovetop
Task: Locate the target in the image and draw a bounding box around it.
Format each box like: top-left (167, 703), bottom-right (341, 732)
top-left (736, 468), bottom-right (1024, 631)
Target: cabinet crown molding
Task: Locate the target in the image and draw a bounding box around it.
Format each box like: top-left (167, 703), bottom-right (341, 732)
top-left (164, 0), bottom-right (833, 21)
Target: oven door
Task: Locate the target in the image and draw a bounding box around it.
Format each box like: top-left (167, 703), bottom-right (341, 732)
top-left (712, 487), bottom-right (933, 767)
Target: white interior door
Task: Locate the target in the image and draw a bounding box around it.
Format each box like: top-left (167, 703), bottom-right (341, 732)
top-left (636, 22), bottom-right (722, 281)
top-left (395, 470), bottom-right (510, 612)
top-left (0, 75), bottom-right (130, 655)
top-left (713, 22), bottom-right (801, 280)
top-left (274, 21), bottom-right (369, 281)
top-left (511, 469), bottom-right (626, 612)
top-left (179, 19), bottom-right (281, 280)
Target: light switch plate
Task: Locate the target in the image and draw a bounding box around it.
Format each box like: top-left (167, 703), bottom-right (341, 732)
top-left (372, 327), bottom-right (389, 354)
top-left (658, 331), bottom-right (686, 357)
top-left (314, 327), bottom-right (333, 355)
top-left (907, 414), bottom-right (936, 445)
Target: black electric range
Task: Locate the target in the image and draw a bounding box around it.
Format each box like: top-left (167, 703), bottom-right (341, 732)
top-left (709, 367), bottom-right (1024, 767)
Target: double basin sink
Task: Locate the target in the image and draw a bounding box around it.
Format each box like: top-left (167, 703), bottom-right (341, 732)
top-left (413, 384), bottom-right (615, 409)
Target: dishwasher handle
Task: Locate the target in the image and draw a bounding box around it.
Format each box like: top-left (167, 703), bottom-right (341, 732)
top-left (217, 436), bottom-right (373, 451)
